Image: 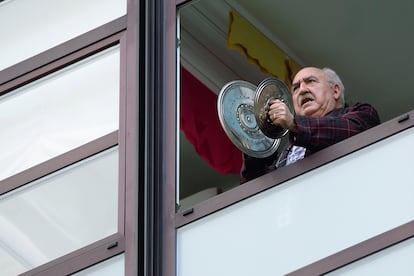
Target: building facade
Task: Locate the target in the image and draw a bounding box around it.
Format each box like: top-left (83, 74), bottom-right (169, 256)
top-left (1, 0), bottom-right (413, 275)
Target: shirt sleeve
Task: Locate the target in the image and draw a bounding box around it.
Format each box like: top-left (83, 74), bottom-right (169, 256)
top-left (292, 103), bottom-right (381, 151)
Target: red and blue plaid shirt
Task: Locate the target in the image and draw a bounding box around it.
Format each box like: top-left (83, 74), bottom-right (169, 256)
top-left (292, 102), bottom-right (380, 152)
top-left (241, 102), bottom-right (381, 183)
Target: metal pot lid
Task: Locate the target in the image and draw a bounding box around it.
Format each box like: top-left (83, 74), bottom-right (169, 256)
top-left (217, 80), bottom-right (280, 158)
top-left (254, 78), bottom-right (294, 139)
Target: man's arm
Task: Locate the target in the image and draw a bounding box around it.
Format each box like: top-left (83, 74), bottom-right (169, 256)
top-left (292, 103), bottom-right (381, 151)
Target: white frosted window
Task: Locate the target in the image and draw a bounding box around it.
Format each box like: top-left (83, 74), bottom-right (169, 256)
top-left (73, 253), bottom-right (125, 276)
top-left (0, 0), bottom-right (126, 70)
top-left (0, 147), bottom-right (118, 276)
top-left (177, 127), bottom-right (414, 276)
top-left (328, 238), bottom-right (414, 276)
top-left (0, 45), bottom-right (120, 180)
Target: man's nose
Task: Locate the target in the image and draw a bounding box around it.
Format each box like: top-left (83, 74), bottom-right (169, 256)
top-left (298, 82), bottom-right (309, 94)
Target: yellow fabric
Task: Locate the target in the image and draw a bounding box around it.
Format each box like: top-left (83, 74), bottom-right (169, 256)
top-left (227, 11), bottom-right (301, 86)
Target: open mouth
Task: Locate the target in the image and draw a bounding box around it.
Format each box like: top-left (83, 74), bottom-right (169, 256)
top-left (300, 94), bottom-right (314, 107)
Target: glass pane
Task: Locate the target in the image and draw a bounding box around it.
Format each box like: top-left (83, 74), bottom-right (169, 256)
top-left (0, 147), bottom-right (118, 275)
top-left (73, 253), bottom-right (124, 276)
top-left (0, 45), bottom-right (120, 180)
top-left (0, 0), bottom-right (126, 70)
top-left (177, 127), bottom-right (414, 276)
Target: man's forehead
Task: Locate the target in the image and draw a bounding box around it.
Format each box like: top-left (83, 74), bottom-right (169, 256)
top-left (293, 67), bottom-right (323, 82)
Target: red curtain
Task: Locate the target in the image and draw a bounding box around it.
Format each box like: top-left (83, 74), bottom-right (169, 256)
top-left (180, 67), bottom-right (242, 174)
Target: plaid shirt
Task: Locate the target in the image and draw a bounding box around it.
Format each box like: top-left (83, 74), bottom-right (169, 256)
top-left (241, 102), bottom-right (380, 183)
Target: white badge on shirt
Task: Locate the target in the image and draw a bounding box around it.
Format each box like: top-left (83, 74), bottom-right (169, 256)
top-left (286, 145), bottom-right (306, 165)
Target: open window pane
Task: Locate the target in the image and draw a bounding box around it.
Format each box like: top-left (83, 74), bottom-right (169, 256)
top-left (177, 0), bottom-right (414, 207)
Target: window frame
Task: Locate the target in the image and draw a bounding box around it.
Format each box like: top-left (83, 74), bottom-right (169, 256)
top-left (0, 16), bottom-right (129, 276)
top-left (171, 1), bottom-right (414, 276)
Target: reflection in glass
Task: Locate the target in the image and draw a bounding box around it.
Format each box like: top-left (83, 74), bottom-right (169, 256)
top-left (0, 45), bottom-right (120, 180)
top-left (0, 0), bottom-right (126, 70)
top-left (0, 147), bottom-right (119, 275)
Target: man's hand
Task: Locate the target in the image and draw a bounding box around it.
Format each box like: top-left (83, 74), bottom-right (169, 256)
top-left (267, 99), bottom-right (298, 133)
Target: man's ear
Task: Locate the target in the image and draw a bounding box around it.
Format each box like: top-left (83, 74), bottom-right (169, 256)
top-left (333, 83), bottom-right (341, 100)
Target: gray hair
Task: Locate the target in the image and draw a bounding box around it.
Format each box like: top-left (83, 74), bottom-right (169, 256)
top-left (322, 67), bottom-right (345, 105)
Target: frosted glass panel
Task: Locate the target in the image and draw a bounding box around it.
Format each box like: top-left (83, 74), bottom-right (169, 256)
top-left (177, 127), bottom-right (414, 276)
top-left (0, 147), bottom-right (118, 276)
top-left (73, 253), bottom-right (124, 276)
top-left (0, 0), bottom-right (126, 70)
top-left (0, 46), bottom-right (120, 180)
top-left (328, 238), bottom-right (414, 276)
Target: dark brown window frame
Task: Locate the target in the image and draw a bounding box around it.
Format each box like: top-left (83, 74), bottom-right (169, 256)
top-left (0, 132), bottom-right (119, 195)
top-left (286, 220), bottom-right (414, 275)
top-left (0, 16), bottom-right (127, 87)
top-left (170, 1), bottom-right (414, 275)
top-left (0, 16), bottom-right (130, 275)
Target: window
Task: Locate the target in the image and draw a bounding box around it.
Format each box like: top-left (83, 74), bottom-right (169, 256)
top-left (0, 3), bottom-right (127, 272)
top-left (177, 0), bottom-right (414, 208)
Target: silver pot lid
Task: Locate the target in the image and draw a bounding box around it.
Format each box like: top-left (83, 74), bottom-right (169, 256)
top-left (254, 77), bottom-right (293, 139)
top-left (217, 80), bottom-right (280, 158)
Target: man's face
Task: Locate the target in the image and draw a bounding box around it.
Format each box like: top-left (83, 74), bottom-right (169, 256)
top-left (291, 67), bottom-right (340, 117)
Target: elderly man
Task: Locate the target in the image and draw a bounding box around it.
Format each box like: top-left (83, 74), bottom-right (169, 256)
top-left (241, 67), bottom-right (380, 182)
